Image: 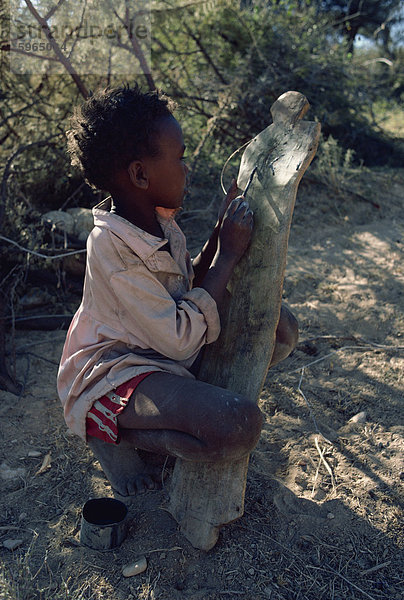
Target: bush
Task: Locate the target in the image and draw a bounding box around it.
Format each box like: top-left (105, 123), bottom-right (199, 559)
top-left (152, 0), bottom-right (404, 181)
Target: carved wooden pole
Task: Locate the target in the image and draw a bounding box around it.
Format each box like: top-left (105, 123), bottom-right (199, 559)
top-left (169, 92), bottom-right (321, 550)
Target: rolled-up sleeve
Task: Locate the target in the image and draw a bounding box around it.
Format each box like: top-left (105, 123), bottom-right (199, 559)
top-left (181, 287), bottom-right (220, 343)
top-left (111, 267), bottom-right (220, 362)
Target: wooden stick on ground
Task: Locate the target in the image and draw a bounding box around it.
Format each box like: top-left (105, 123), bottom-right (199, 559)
top-left (168, 91), bottom-right (321, 550)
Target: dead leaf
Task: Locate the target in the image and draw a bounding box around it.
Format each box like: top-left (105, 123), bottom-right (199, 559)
top-left (35, 453), bottom-right (51, 476)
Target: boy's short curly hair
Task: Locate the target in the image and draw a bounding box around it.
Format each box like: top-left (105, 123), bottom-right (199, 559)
top-left (66, 84), bottom-right (175, 190)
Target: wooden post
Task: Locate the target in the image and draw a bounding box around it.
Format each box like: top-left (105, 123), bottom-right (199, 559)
top-left (168, 91), bottom-right (321, 550)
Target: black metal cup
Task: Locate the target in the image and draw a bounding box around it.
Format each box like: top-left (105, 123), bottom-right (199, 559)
top-left (80, 497), bottom-right (128, 550)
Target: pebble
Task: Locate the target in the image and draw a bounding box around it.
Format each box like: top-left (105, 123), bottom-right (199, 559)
top-left (248, 568), bottom-right (255, 576)
top-left (327, 512), bottom-right (335, 520)
top-left (0, 462), bottom-right (26, 481)
top-left (312, 488), bottom-right (326, 501)
top-left (349, 411), bottom-right (367, 423)
top-left (27, 450), bottom-right (41, 458)
top-left (3, 539), bottom-right (23, 551)
top-left (18, 513), bottom-right (27, 521)
top-left (122, 556), bottom-right (147, 577)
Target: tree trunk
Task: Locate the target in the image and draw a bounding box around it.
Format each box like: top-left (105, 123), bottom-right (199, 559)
top-left (168, 91), bottom-right (321, 550)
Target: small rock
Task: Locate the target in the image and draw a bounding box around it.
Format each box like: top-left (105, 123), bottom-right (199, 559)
top-left (18, 513), bottom-right (27, 521)
top-left (20, 289), bottom-right (52, 308)
top-left (327, 512), bottom-right (335, 520)
top-left (159, 553), bottom-right (166, 559)
top-left (66, 207), bottom-right (94, 237)
top-left (27, 450), bottom-right (41, 458)
top-left (122, 556), bottom-right (147, 577)
top-left (312, 488), bottom-right (326, 501)
top-left (3, 539), bottom-right (23, 551)
top-left (0, 462), bottom-right (26, 481)
top-left (248, 568), bottom-right (255, 576)
top-left (349, 411), bottom-right (367, 424)
top-left (41, 210), bottom-right (75, 235)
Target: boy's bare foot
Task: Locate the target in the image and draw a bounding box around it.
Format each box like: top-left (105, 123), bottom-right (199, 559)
top-left (88, 436), bottom-right (168, 497)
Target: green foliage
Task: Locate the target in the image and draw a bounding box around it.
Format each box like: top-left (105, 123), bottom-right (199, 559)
top-left (0, 0), bottom-right (403, 223)
top-left (151, 0), bottom-right (403, 183)
top-left (316, 0), bottom-right (402, 52)
top-left (311, 134), bottom-right (358, 194)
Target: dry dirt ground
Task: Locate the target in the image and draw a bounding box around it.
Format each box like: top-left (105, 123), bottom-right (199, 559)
top-left (0, 170), bottom-right (403, 600)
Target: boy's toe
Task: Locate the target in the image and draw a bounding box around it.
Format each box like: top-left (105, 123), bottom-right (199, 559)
top-left (135, 474), bottom-right (158, 493)
top-left (125, 479), bottom-right (138, 495)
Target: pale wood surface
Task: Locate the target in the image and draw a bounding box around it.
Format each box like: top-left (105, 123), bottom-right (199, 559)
top-left (168, 91), bottom-right (321, 550)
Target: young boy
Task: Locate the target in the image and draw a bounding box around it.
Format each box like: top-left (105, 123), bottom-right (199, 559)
top-left (57, 85), bottom-right (298, 497)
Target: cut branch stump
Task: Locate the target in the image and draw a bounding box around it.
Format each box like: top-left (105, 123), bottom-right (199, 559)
top-left (168, 91), bottom-right (321, 550)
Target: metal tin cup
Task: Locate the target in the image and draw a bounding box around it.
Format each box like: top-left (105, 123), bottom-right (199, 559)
top-left (80, 497), bottom-right (128, 550)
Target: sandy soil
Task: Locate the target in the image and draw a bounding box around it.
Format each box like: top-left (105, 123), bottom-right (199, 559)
top-left (0, 169), bottom-right (403, 600)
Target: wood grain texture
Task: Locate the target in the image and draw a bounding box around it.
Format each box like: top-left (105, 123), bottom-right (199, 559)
top-left (168, 92), bottom-right (321, 550)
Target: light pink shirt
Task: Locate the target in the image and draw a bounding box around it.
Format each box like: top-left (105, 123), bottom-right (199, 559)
top-left (57, 198), bottom-right (220, 441)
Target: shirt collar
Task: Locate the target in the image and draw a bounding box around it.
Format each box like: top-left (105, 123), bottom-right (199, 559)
top-left (92, 197), bottom-right (170, 261)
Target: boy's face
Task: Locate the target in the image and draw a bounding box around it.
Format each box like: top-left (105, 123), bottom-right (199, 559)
top-left (143, 116), bottom-right (188, 209)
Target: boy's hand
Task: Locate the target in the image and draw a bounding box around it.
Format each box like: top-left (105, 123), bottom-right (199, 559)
top-left (217, 179), bottom-right (240, 224)
top-left (218, 197), bottom-right (254, 263)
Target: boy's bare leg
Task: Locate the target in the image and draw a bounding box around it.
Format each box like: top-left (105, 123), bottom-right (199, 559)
top-left (87, 436), bottom-right (165, 496)
top-left (118, 373), bottom-right (263, 461)
top-left (89, 373), bottom-right (262, 497)
top-left (269, 304), bottom-right (298, 368)
top-left (88, 306), bottom-right (295, 497)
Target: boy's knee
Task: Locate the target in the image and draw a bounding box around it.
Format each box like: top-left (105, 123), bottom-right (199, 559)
top-left (278, 305), bottom-right (299, 349)
top-left (238, 399), bottom-right (263, 453)
top-left (218, 396), bottom-right (263, 459)
top-left (270, 305), bottom-right (299, 368)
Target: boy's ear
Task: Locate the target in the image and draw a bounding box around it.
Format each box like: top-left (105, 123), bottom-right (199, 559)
top-left (128, 160), bottom-right (149, 189)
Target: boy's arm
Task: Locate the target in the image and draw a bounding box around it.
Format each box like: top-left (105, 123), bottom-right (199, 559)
top-left (199, 197), bottom-right (253, 306)
top-left (192, 179), bottom-right (239, 287)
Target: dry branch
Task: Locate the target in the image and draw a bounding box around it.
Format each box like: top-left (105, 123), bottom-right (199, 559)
top-left (23, 0), bottom-right (89, 98)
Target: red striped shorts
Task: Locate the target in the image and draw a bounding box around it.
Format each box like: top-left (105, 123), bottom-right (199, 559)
top-left (86, 372), bottom-right (154, 444)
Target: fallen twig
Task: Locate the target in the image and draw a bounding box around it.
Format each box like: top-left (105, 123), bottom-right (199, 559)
top-left (314, 436), bottom-right (336, 494)
top-left (310, 454), bottom-right (322, 498)
top-left (290, 343), bottom-right (404, 375)
top-left (143, 546), bottom-right (182, 555)
top-left (323, 564), bottom-right (377, 600)
top-left (297, 368), bottom-right (332, 444)
top-left (241, 526), bottom-right (379, 600)
top-left (360, 561), bottom-right (391, 576)
top-left (301, 335), bottom-right (404, 350)
top-left (0, 234), bottom-right (86, 260)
